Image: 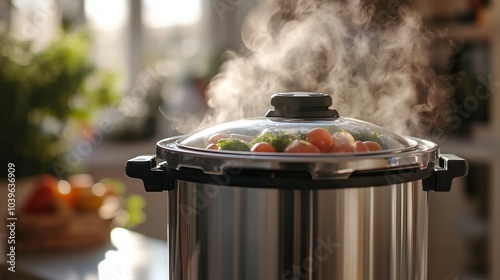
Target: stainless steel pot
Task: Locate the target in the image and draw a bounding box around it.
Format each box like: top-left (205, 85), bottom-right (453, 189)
top-left (126, 93), bottom-right (468, 280)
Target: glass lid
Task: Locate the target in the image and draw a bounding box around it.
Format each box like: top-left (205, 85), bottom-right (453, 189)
top-left (179, 93), bottom-right (416, 154)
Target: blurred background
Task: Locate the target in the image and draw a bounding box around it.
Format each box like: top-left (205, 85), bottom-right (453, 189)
top-left (0, 0), bottom-right (498, 279)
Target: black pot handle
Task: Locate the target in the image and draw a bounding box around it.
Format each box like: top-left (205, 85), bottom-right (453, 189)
top-left (126, 155), bottom-right (175, 192)
top-left (423, 154), bottom-right (469, 192)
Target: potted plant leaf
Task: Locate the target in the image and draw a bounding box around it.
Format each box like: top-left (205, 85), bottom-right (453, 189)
top-left (0, 28), bottom-right (118, 178)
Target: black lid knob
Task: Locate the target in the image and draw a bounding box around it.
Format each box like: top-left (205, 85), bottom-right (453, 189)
top-left (265, 92), bottom-right (339, 118)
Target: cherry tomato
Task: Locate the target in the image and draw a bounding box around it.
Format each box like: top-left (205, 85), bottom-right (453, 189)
top-left (330, 132), bottom-right (355, 153)
top-left (332, 131), bottom-right (355, 144)
top-left (24, 174), bottom-right (71, 213)
top-left (74, 193), bottom-right (105, 212)
top-left (24, 184), bottom-right (58, 213)
top-left (363, 141), bottom-right (383, 151)
top-left (206, 143), bottom-right (220, 150)
top-left (251, 142), bottom-right (277, 152)
top-left (207, 133), bottom-right (231, 145)
top-left (307, 128), bottom-right (333, 152)
top-left (355, 141), bottom-right (368, 152)
top-left (284, 140), bottom-right (320, 153)
top-left (331, 144), bottom-right (355, 153)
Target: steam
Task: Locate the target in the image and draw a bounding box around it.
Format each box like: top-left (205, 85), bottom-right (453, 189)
top-left (179, 0), bottom-right (457, 136)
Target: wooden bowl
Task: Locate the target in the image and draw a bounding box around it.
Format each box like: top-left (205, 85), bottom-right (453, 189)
top-left (15, 212), bottom-right (113, 253)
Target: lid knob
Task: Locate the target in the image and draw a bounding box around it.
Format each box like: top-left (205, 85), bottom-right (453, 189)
top-left (265, 92), bottom-right (339, 118)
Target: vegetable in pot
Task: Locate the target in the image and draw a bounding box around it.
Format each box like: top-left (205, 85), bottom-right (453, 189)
top-left (350, 131), bottom-right (382, 146)
top-left (284, 140), bottom-right (320, 153)
top-left (206, 143), bottom-right (219, 150)
top-left (363, 141), bottom-right (383, 151)
top-left (206, 127), bottom-right (386, 153)
top-left (217, 139), bottom-right (250, 151)
top-left (250, 142), bottom-right (277, 153)
top-left (208, 133), bottom-right (231, 145)
top-left (306, 128), bottom-right (333, 152)
top-left (331, 131), bottom-right (356, 153)
top-left (249, 130), bottom-right (294, 152)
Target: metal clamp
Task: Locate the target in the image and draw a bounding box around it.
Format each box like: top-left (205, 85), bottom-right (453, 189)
top-left (126, 155), bottom-right (174, 192)
top-left (423, 154), bottom-right (469, 192)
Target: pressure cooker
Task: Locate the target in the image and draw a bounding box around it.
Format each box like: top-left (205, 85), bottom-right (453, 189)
top-left (126, 92), bottom-right (468, 280)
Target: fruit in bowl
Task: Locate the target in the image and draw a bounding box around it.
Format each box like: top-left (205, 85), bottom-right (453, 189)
top-left (23, 174), bottom-right (66, 214)
top-left (17, 174), bottom-right (144, 253)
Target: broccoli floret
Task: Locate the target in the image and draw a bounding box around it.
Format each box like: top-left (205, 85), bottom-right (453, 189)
top-left (296, 133), bottom-right (307, 141)
top-left (250, 131), bottom-right (293, 152)
top-left (269, 134), bottom-right (293, 152)
top-left (365, 131), bottom-right (382, 144)
top-left (217, 139), bottom-right (250, 151)
top-left (249, 132), bottom-right (272, 147)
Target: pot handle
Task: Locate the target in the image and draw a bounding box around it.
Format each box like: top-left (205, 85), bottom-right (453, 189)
top-left (126, 155), bottom-right (174, 192)
top-left (423, 154), bottom-right (469, 192)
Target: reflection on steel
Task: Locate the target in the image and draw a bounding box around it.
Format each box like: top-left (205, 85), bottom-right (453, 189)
top-left (167, 181), bottom-right (428, 280)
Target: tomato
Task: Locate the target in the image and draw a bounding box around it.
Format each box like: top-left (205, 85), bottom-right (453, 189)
top-left (74, 193), bottom-right (105, 212)
top-left (206, 143), bottom-right (220, 150)
top-left (284, 140), bottom-right (321, 153)
top-left (363, 141), bottom-right (383, 151)
top-left (55, 179), bottom-right (77, 205)
top-left (23, 174), bottom-right (59, 213)
top-left (207, 133), bottom-right (231, 145)
top-left (251, 142), bottom-right (277, 152)
top-left (355, 141), bottom-right (368, 152)
top-left (68, 174), bottom-right (94, 200)
top-left (331, 132), bottom-right (355, 153)
top-left (24, 185), bottom-right (58, 213)
top-left (331, 144), bottom-right (355, 153)
top-left (307, 128), bottom-right (333, 152)
top-left (332, 131), bottom-right (355, 144)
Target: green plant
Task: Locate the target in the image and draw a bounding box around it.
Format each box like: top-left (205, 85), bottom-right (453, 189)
top-left (0, 29), bottom-right (118, 178)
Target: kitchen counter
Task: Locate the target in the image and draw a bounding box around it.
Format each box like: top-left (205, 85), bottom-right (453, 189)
top-left (0, 227), bottom-right (168, 280)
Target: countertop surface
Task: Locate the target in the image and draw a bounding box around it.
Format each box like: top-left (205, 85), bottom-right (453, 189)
top-left (1, 227), bottom-right (168, 280)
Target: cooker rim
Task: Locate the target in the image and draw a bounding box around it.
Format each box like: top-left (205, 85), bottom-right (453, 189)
top-left (126, 136), bottom-right (467, 191)
top-left (156, 135), bottom-right (439, 179)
